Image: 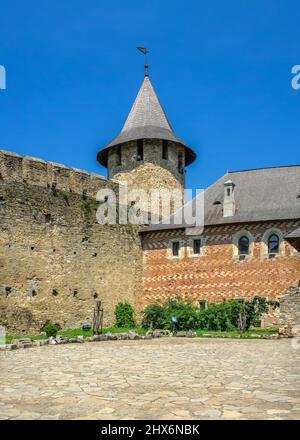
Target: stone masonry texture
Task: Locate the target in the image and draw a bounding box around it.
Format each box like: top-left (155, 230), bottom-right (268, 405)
top-left (108, 140), bottom-right (185, 217)
top-left (279, 286), bottom-right (300, 337)
top-left (0, 151), bottom-right (143, 334)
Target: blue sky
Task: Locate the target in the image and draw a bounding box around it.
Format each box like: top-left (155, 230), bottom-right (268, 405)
top-left (0, 0), bottom-right (299, 190)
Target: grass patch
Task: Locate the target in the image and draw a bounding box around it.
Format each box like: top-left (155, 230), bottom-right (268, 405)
top-left (5, 334), bottom-right (48, 344)
top-left (5, 327), bottom-right (277, 344)
top-left (5, 326), bottom-right (146, 343)
top-left (195, 328), bottom-right (278, 339)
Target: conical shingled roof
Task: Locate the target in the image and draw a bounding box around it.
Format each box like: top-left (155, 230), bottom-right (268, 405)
top-left (97, 76), bottom-right (196, 167)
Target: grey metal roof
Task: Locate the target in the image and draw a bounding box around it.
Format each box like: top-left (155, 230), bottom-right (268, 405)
top-left (97, 76), bottom-right (196, 167)
top-left (285, 227), bottom-right (300, 238)
top-left (141, 165), bottom-right (300, 232)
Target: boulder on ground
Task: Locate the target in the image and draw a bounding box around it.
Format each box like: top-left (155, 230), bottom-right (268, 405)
top-left (115, 333), bottom-right (129, 340)
top-left (106, 332), bottom-right (118, 340)
top-left (56, 336), bottom-right (69, 344)
top-left (48, 336), bottom-right (57, 345)
top-left (69, 338), bottom-right (78, 343)
top-left (127, 330), bottom-right (139, 340)
top-left (77, 336), bottom-right (84, 343)
top-left (6, 343), bottom-right (17, 350)
top-left (176, 331), bottom-right (187, 337)
top-left (153, 329), bottom-right (171, 338)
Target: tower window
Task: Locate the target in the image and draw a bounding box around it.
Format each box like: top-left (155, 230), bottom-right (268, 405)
top-left (238, 236), bottom-right (249, 255)
top-left (268, 234), bottom-right (279, 254)
top-left (116, 146), bottom-right (122, 166)
top-left (136, 140), bottom-right (144, 161)
top-left (178, 152), bottom-right (184, 174)
top-left (193, 239), bottom-right (201, 255)
top-left (162, 140), bottom-right (168, 160)
top-left (172, 241), bottom-right (180, 257)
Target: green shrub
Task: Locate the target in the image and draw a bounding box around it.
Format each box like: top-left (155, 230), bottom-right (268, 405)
top-left (43, 322), bottom-right (59, 338)
top-left (142, 296), bottom-right (279, 333)
top-left (197, 296), bottom-right (279, 332)
top-left (142, 298), bottom-right (198, 331)
top-left (115, 302), bottom-right (136, 328)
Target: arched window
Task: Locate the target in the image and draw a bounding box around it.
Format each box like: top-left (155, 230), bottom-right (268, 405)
top-left (268, 234), bottom-right (279, 254)
top-left (238, 236), bottom-right (249, 255)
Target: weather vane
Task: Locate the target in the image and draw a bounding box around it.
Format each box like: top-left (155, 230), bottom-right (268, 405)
top-left (137, 47), bottom-right (149, 76)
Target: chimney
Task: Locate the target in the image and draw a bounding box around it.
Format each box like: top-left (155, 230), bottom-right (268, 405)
top-left (223, 180), bottom-right (235, 217)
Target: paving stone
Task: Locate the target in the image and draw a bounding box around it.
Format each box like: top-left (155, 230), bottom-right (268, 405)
top-left (0, 339), bottom-right (299, 420)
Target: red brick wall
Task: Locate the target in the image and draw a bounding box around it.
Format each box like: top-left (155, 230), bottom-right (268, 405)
top-left (140, 220), bottom-right (300, 309)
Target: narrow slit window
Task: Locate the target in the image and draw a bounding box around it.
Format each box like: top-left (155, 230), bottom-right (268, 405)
top-left (116, 146), bottom-right (122, 166)
top-left (178, 152), bottom-right (184, 174)
top-left (162, 140), bottom-right (168, 160)
top-left (193, 239), bottom-right (201, 255)
top-left (172, 241), bottom-right (180, 257)
top-left (137, 140), bottom-right (144, 161)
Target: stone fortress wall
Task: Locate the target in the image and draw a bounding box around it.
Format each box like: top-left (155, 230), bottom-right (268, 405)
top-left (108, 140), bottom-right (186, 217)
top-left (0, 150), bottom-right (143, 335)
top-left (279, 286), bottom-right (300, 337)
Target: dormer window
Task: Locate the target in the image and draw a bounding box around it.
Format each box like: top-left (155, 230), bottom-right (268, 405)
top-left (162, 140), bottom-right (168, 160)
top-left (136, 140), bottom-right (143, 161)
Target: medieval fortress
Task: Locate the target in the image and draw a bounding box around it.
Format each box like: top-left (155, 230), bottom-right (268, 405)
top-left (1, 69), bottom-right (300, 334)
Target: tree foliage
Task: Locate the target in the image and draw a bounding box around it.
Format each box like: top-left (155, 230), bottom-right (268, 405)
top-left (142, 296), bottom-right (279, 333)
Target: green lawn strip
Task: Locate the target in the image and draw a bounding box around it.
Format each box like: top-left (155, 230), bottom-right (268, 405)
top-left (195, 328), bottom-right (278, 338)
top-left (5, 326), bottom-right (146, 343)
top-left (5, 327), bottom-right (277, 344)
top-left (5, 334), bottom-right (48, 344)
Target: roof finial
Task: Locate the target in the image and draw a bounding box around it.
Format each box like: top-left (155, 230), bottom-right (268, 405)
top-left (137, 47), bottom-right (149, 77)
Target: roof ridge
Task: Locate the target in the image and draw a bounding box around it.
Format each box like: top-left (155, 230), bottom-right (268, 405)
top-left (229, 165), bottom-right (300, 173)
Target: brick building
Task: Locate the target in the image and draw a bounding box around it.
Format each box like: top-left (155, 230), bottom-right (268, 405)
top-left (140, 168), bottom-right (300, 310)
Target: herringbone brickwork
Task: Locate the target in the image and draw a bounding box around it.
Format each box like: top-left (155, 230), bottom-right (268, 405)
top-left (141, 220), bottom-right (300, 309)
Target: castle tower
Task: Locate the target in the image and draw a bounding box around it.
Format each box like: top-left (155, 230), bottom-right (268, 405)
top-left (97, 66), bottom-right (196, 216)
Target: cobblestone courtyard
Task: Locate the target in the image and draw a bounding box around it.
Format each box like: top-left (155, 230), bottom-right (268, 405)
top-left (1, 338), bottom-right (300, 420)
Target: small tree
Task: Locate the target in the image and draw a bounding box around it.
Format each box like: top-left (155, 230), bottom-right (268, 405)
top-left (115, 302), bottom-right (136, 328)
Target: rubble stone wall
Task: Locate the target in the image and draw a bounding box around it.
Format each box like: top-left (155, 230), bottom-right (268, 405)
top-left (279, 286), bottom-right (300, 337)
top-left (0, 151), bottom-right (143, 335)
